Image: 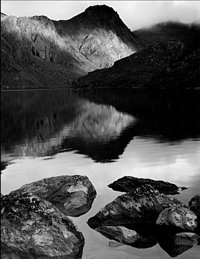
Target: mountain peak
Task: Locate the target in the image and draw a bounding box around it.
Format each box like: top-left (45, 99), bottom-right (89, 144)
top-left (60, 4), bottom-right (139, 49)
top-left (85, 5), bottom-right (117, 16)
top-left (83, 5), bottom-right (122, 26)
top-left (60, 5), bottom-right (121, 29)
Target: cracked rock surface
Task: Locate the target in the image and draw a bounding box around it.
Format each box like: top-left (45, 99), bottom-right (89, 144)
top-left (1, 192), bottom-right (84, 259)
top-left (12, 175), bottom-right (97, 217)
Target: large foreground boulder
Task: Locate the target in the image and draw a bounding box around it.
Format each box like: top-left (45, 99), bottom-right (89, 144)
top-left (12, 175), bottom-right (96, 217)
top-left (88, 184), bottom-right (182, 228)
top-left (1, 192), bottom-right (84, 259)
top-left (108, 176), bottom-right (181, 195)
top-left (156, 206), bottom-right (198, 232)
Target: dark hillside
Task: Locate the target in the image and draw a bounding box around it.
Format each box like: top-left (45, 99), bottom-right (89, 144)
top-left (134, 22), bottom-right (200, 51)
top-left (75, 22), bottom-right (200, 90)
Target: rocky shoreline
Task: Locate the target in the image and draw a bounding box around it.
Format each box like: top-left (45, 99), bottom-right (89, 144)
top-left (88, 177), bottom-right (200, 257)
top-left (1, 175), bottom-right (199, 258)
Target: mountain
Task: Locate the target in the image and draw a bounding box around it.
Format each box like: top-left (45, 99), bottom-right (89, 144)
top-left (74, 22), bottom-right (200, 90)
top-left (1, 5), bottom-right (139, 90)
top-left (134, 22), bottom-right (200, 49)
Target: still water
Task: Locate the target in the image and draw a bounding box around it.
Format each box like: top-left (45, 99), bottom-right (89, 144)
top-left (1, 89), bottom-right (200, 259)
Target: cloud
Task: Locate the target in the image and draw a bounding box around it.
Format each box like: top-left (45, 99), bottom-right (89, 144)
top-left (111, 1), bottom-right (200, 29)
top-left (1, 1), bottom-right (200, 30)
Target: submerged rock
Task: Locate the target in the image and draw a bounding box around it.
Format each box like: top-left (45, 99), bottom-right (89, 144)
top-left (157, 231), bottom-right (200, 257)
top-left (108, 240), bottom-right (124, 247)
top-left (95, 225), bottom-right (157, 248)
top-left (12, 175), bottom-right (96, 217)
top-left (156, 206), bottom-right (197, 232)
top-left (1, 192), bottom-right (84, 259)
top-left (173, 232), bottom-right (200, 246)
top-left (108, 176), bottom-right (181, 195)
top-left (158, 233), bottom-right (193, 257)
top-left (88, 184), bottom-right (182, 228)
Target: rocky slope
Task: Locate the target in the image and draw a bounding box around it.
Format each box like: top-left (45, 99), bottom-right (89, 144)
top-left (74, 22), bottom-right (200, 90)
top-left (1, 5), bottom-right (138, 89)
top-left (1, 192), bottom-right (84, 258)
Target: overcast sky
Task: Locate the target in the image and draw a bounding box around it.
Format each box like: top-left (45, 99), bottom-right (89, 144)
top-left (2, 1), bottom-right (200, 30)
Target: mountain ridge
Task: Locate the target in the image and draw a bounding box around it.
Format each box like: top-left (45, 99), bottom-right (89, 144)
top-left (58, 5), bottom-right (139, 48)
top-left (1, 5), bottom-right (138, 89)
top-left (74, 22), bottom-right (200, 90)
top-left (2, 7), bottom-right (199, 90)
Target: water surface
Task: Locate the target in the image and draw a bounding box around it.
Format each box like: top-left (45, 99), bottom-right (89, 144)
top-left (1, 89), bottom-right (200, 259)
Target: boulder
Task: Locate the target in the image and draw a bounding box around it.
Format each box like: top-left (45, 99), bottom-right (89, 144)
top-left (12, 175), bottom-right (96, 217)
top-left (189, 195), bottom-right (200, 217)
top-left (108, 176), bottom-right (181, 195)
top-left (189, 195), bottom-right (200, 233)
top-left (1, 191), bottom-right (84, 259)
top-left (189, 195), bottom-right (200, 213)
top-left (95, 225), bottom-right (157, 248)
top-left (88, 184), bottom-right (182, 228)
top-left (156, 206), bottom-right (198, 232)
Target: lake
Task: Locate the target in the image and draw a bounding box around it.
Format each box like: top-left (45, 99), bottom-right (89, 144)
top-left (1, 89), bottom-right (200, 259)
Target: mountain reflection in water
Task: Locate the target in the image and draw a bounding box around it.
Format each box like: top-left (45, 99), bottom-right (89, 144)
top-left (1, 90), bottom-right (136, 164)
top-left (1, 89), bottom-right (200, 168)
